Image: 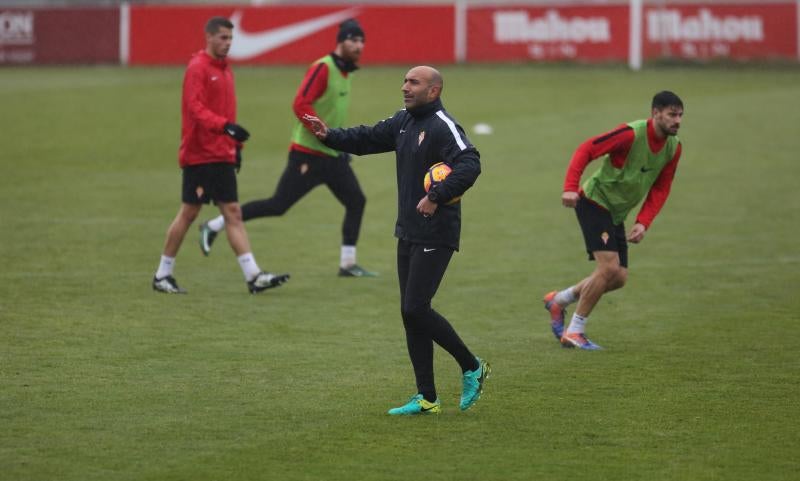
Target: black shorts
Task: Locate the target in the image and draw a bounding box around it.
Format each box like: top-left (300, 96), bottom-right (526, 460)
top-left (575, 196), bottom-right (628, 268)
top-left (182, 163), bottom-right (238, 204)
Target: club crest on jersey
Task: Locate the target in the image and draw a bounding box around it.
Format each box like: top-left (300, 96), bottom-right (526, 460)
top-left (601, 232), bottom-right (610, 244)
top-left (418, 131), bottom-right (425, 145)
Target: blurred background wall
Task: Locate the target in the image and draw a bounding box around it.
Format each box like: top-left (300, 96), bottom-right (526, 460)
top-left (1, 0), bottom-right (797, 66)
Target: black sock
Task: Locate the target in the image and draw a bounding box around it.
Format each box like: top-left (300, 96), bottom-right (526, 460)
top-left (463, 357), bottom-right (480, 374)
top-left (421, 390), bottom-right (437, 403)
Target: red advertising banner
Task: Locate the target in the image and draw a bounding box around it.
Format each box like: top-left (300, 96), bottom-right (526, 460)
top-left (128, 5), bottom-right (455, 65)
top-left (466, 5), bottom-right (630, 62)
top-left (2, 3), bottom-right (796, 66)
top-left (0, 7), bottom-right (118, 65)
top-left (643, 3), bottom-right (797, 61)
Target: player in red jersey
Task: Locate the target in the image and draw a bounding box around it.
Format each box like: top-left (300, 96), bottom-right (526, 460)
top-left (544, 91), bottom-right (684, 349)
top-left (152, 17), bottom-right (288, 294)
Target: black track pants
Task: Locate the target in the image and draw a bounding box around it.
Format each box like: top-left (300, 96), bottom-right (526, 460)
top-left (396, 239), bottom-right (476, 401)
top-left (241, 150), bottom-right (366, 245)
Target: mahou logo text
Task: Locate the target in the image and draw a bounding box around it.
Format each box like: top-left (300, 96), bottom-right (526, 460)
top-left (647, 8), bottom-right (764, 42)
top-left (494, 10), bottom-right (611, 44)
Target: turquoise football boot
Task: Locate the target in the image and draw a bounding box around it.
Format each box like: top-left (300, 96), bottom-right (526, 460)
top-left (460, 357), bottom-right (491, 411)
top-left (387, 394), bottom-right (441, 416)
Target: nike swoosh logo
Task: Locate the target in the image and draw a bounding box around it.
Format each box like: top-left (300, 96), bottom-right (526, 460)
top-left (423, 248), bottom-right (436, 253)
top-left (399, 130), bottom-right (406, 134)
top-left (641, 167), bottom-right (654, 172)
top-left (228, 8), bottom-right (360, 60)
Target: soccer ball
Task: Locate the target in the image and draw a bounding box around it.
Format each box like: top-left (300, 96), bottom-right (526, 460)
top-left (423, 162), bottom-right (461, 205)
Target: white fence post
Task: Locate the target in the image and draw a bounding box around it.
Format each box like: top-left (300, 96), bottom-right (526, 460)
top-left (629, 0), bottom-right (643, 70)
top-left (455, 0), bottom-right (467, 63)
top-left (119, 2), bottom-right (129, 66)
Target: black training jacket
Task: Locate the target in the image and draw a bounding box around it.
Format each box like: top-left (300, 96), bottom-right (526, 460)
top-left (323, 98), bottom-right (481, 250)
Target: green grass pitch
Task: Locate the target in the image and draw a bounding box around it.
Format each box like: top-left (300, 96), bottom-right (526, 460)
top-left (1, 64), bottom-right (799, 481)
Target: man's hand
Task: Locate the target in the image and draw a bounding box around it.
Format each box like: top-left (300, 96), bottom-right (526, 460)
top-left (224, 123), bottom-right (250, 142)
top-left (416, 195), bottom-right (438, 218)
top-left (562, 191), bottom-right (580, 208)
top-left (303, 114), bottom-right (329, 140)
top-left (235, 147), bottom-right (242, 173)
top-left (627, 223), bottom-right (647, 243)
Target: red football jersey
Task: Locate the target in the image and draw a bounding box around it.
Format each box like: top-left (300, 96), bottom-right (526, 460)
top-left (179, 50), bottom-right (238, 167)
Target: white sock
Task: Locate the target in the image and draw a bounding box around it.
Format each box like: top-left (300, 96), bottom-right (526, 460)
top-left (340, 245), bottom-right (356, 269)
top-left (554, 286), bottom-right (578, 306)
top-left (237, 253), bottom-right (262, 281)
top-left (208, 215), bottom-right (225, 232)
top-left (566, 313), bottom-right (588, 334)
top-left (155, 255), bottom-right (175, 279)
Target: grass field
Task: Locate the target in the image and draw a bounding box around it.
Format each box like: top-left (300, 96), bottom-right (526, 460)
top-left (1, 64), bottom-right (799, 481)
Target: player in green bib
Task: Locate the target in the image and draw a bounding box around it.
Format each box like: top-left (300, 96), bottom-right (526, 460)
top-left (543, 91), bottom-right (684, 350)
top-left (199, 19), bottom-right (376, 277)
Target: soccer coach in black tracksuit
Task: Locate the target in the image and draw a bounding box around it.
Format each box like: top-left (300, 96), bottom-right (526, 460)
top-left (303, 66), bottom-right (490, 414)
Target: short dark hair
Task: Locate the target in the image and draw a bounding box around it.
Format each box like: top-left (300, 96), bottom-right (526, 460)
top-left (205, 17), bottom-right (233, 35)
top-left (652, 91), bottom-right (683, 110)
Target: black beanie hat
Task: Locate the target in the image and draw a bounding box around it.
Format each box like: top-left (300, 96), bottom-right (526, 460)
top-left (337, 19), bottom-right (365, 42)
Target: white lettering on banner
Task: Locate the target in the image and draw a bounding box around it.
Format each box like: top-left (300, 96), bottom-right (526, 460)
top-left (680, 42), bottom-right (732, 58)
top-left (0, 49), bottom-right (34, 63)
top-left (647, 8), bottom-right (763, 43)
top-left (0, 11), bottom-right (34, 45)
top-left (528, 43), bottom-right (577, 59)
top-left (494, 10), bottom-right (610, 44)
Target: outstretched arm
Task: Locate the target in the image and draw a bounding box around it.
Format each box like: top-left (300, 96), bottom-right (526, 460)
top-left (312, 114), bottom-right (399, 156)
